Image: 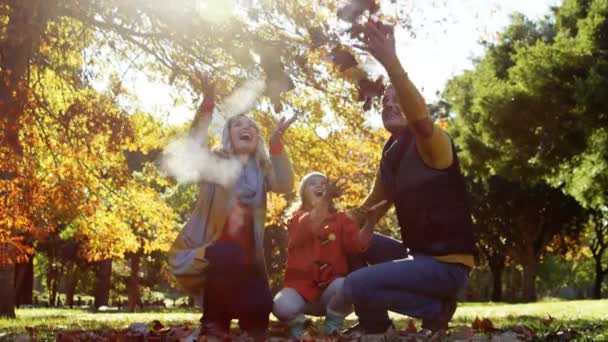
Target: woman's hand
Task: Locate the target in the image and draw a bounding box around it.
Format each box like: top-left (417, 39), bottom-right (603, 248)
top-left (196, 72), bottom-right (216, 114)
top-left (269, 115), bottom-right (297, 152)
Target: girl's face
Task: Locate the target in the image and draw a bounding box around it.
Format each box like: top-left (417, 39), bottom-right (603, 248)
top-left (229, 115), bottom-right (259, 155)
top-left (303, 175), bottom-right (328, 208)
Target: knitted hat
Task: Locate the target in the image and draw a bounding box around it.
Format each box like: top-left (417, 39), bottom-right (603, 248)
top-left (298, 171), bottom-right (327, 201)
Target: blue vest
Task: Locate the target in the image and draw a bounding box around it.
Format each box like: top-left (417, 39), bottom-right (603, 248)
top-left (380, 128), bottom-right (476, 255)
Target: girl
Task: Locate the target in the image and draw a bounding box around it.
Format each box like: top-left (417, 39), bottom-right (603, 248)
top-left (273, 172), bottom-right (375, 338)
top-left (168, 83), bottom-right (295, 341)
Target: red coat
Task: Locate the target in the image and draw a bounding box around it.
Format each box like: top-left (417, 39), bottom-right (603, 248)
top-left (283, 210), bottom-right (369, 301)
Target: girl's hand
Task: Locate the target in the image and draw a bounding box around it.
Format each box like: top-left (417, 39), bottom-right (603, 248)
top-left (324, 178), bottom-right (346, 201)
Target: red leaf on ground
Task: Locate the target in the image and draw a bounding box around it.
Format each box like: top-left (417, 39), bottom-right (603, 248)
top-left (480, 318), bottom-right (495, 332)
top-left (472, 316), bottom-right (482, 330)
top-left (406, 319), bottom-right (417, 333)
top-left (541, 313), bottom-right (555, 326)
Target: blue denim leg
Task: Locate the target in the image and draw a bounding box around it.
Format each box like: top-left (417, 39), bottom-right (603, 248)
top-left (344, 253), bottom-right (469, 330)
top-left (347, 233), bottom-right (408, 331)
top-left (349, 233), bottom-right (408, 270)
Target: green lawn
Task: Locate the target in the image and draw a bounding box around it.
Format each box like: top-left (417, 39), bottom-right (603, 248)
top-left (1, 299), bottom-right (606, 341)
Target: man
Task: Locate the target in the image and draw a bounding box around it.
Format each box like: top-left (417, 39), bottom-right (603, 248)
top-left (343, 21), bottom-right (476, 338)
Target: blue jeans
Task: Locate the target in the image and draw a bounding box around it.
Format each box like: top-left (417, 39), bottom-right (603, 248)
top-left (344, 233), bottom-right (469, 332)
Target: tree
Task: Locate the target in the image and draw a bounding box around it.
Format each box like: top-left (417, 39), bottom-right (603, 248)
top-left (2, 0), bottom-right (437, 317)
top-left (483, 177), bottom-right (585, 302)
top-left (444, 0), bottom-right (608, 301)
top-left (586, 210), bottom-right (608, 298)
top-left (467, 178), bottom-right (509, 302)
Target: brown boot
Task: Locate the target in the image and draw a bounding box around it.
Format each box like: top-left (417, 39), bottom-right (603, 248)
top-left (199, 321), bottom-right (231, 342)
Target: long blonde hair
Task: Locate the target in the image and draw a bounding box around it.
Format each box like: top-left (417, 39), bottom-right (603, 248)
top-left (214, 114), bottom-right (276, 188)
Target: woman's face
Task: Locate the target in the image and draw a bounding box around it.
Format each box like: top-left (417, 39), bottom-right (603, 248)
top-left (229, 115), bottom-right (259, 155)
top-left (303, 175), bottom-right (328, 208)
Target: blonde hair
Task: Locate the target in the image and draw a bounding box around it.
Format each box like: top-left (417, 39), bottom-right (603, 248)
top-left (214, 114), bottom-right (276, 188)
top-left (287, 172), bottom-right (337, 216)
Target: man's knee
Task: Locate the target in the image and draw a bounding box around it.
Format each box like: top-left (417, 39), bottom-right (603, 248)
top-left (272, 288), bottom-right (304, 321)
top-left (344, 271), bottom-right (372, 307)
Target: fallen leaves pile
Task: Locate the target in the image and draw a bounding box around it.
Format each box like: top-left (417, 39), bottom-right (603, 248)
top-left (10, 316), bottom-right (584, 342)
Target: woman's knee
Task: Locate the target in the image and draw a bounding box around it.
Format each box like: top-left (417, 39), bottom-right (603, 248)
top-left (272, 288), bottom-right (305, 321)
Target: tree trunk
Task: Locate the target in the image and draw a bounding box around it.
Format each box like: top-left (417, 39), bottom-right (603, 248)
top-left (47, 260), bottom-right (59, 307)
top-left (488, 253), bottom-right (506, 302)
top-left (127, 253), bottom-right (142, 312)
top-left (521, 257), bottom-right (539, 302)
top-left (94, 259), bottom-right (112, 309)
top-left (0, 265), bottom-right (16, 318)
top-left (65, 263), bottom-right (78, 308)
top-left (0, 0), bottom-right (54, 152)
top-left (592, 255), bottom-right (606, 299)
top-left (490, 263), bottom-right (504, 302)
top-left (15, 258), bottom-right (34, 306)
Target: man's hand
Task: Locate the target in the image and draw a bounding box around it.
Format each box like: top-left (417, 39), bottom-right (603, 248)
top-left (359, 21), bottom-right (398, 67)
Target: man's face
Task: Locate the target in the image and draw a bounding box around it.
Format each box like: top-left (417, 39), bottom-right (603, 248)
top-left (381, 86), bottom-right (407, 134)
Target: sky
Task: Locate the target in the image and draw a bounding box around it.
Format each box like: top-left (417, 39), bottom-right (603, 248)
top-left (115, 0), bottom-right (562, 126)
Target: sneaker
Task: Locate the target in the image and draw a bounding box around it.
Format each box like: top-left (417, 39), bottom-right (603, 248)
top-left (287, 314), bottom-right (308, 339)
top-left (421, 297), bottom-right (457, 333)
top-left (324, 309), bottom-right (346, 336)
top-left (340, 322), bottom-right (395, 340)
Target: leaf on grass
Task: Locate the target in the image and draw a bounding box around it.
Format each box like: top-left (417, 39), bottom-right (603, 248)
top-left (541, 313), bottom-right (555, 326)
top-left (151, 319), bottom-right (164, 331)
top-left (511, 325), bottom-right (537, 339)
top-left (449, 326), bottom-right (476, 340)
top-left (406, 319), bottom-right (417, 333)
top-left (472, 316), bottom-right (482, 330)
top-left (480, 318), bottom-right (495, 332)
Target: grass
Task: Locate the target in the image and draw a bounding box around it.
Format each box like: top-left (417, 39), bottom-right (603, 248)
top-left (0, 299), bottom-right (606, 341)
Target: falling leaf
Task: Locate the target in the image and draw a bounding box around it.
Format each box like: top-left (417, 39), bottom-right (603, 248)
top-left (329, 47), bottom-right (358, 72)
top-left (308, 26), bottom-right (329, 48)
top-left (337, 0), bottom-right (380, 23)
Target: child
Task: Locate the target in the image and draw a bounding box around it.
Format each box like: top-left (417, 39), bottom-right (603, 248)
top-left (168, 80), bottom-right (295, 341)
top-left (273, 172), bottom-right (374, 338)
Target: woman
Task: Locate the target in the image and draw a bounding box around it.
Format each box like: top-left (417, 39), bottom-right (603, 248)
top-left (168, 84), bottom-right (295, 340)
